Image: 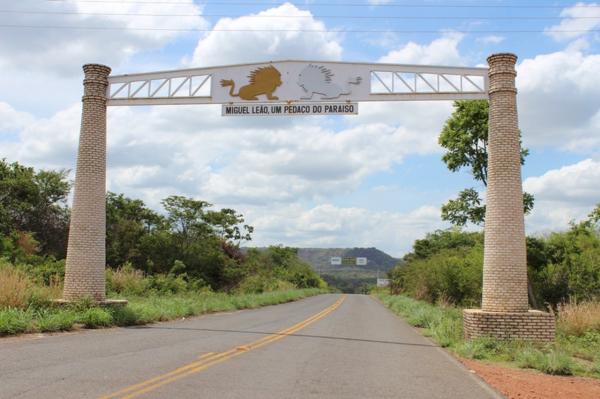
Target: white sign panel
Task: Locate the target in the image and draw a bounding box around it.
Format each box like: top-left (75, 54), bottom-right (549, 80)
top-left (355, 257), bottom-right (367, 266)
top-left (377, 278), bottom-right (390, 287)
top-left (222, 102), bottom-right (357, 116)
top-left (213, 63), bottom-right (367, 104)
top-left (330, 257), bottom-right (342, 266)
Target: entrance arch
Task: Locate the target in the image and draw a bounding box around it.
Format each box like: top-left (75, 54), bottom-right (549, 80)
top-left (62, 54), bottom-right (555, 341)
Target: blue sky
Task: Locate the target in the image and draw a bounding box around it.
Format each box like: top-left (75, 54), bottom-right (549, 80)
top-left (1, 0), bottom-right (600, 256)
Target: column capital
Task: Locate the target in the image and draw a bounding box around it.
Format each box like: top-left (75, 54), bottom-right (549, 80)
top-left (487, 53), bottom-right (517, 95)
top-left (487, 53), bottom-right (518, 66)
top-left (82, 64), bottom-right (111, 102)
top-left (82, 63), bottom-right (111, 77)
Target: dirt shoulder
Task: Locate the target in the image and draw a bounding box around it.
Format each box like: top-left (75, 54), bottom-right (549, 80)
top-left (461, 358), bottom-right (600, 399)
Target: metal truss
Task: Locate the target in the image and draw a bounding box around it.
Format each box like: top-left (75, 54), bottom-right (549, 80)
top-left (106, 61), bottom-right (488, 106)
top-left (108, 72), bottom-right (212, 106)
top-left (370, 69), bottom-right (487, 100)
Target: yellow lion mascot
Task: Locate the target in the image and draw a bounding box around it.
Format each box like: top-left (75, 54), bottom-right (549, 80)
top-left (220, 66), bottom-right (282, 101)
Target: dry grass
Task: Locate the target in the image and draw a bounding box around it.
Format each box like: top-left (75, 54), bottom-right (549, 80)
top-left (0, 266), bottom-right (33, 308)
top-left (0, 265), bottom-right (60, 309)
top-left (557, 301), bottom-right (600, 336)
top-left (106, 265), bottom-right (148, 295)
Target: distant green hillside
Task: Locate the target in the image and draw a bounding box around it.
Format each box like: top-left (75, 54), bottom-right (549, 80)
top-left (242, 247), bottom-right (401, 293)
top-left (296, 247), bottom-right (399, 273)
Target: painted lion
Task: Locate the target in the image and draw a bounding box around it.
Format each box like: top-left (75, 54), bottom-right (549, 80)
top-left (220, 66), bottom-right (282, 101)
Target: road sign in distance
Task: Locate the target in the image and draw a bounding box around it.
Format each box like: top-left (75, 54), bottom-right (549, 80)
top-left (356, 257), bottom-right (367, 266)
top-left (330, 257), bottom-right (342, 266)
top-left (342, 257), bottom-right (355, 266)
top-left (377, 278), bottom-right (390, 287)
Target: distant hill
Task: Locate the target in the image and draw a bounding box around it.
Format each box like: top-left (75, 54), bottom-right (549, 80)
top-left (296, 247), bottom-right (399, 273)
top-left (241, 246), bottom-right (401, 293)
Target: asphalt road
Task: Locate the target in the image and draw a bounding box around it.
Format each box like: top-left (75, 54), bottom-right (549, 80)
top-left (0, 294), bottom-right (502, 399)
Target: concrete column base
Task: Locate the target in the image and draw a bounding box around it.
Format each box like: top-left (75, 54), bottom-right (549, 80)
top-left (463, 309), bottom-right (555, 342)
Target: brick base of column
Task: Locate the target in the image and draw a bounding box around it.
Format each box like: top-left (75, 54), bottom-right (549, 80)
top-left (463, 309), bottom-right (555, 342)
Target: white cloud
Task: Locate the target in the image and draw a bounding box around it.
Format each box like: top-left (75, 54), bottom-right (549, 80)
top-left (1, 100), bottom-right (439, 205)
top-left (545, 2), bottom-right (600, 41)
top-left (14, 20), bottom-right (600, 255)
top-left (0, 0), bottom-right (207, 114)
top-left (249, 203), bottom-right (444, 257)
top-left (0, 98), bottom-right (448, 256)
top-left (0, 102), bottom-right (35, 131)
top-left (0, 0), bottom-right (207, 76)
top-left (0, 30), bottom-right (468, 253)
top-left (517, 49), bottom-right (600, 151)
top-left (378, 32), bottom-right (465, 66)
top-left (525, 159), bottom-right (600, 205)
top-left (0, 103), bottom-right (81, 171)
top-left (189, 3), bottom-right (342, 67)
top-left (524, 159), bottom-right (600, 232)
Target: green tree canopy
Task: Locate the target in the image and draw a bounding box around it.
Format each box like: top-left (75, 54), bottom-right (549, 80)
top-left (439, 100), bottom-right (534, 226)
top-left (0, 159), bottom-right (70, 257)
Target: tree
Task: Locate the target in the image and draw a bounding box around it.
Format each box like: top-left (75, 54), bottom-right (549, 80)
top-left (203, 208), bottom-right (254, 244)
top-left (0, 159), bottom-right (71, 257)
top-left (106, 192), bottom-right (165, 269)
top-left (587, 203), bottom-right (600, 226)
top-left (162, 196), bottom-right (212, 244)
top-left (439, 100), bottom-right (534, 226)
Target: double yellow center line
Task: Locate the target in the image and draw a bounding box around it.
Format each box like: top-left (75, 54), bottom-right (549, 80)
top-left (100, 295), bottom-right (345, 399)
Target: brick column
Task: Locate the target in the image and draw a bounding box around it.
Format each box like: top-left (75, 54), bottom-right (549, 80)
top-left (62, 64), bottom-right (110, 302)
top-left (482, 53), bottom-right (528, 313)
top-left (463, 54), bottom-right (555, 341)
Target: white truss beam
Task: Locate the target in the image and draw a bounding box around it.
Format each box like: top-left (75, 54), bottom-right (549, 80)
top-left (106, 60), bottom-right (488, 106)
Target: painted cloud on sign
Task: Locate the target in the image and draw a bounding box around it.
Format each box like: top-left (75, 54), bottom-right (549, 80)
top-left (297, 65), bottom-right (362, 100)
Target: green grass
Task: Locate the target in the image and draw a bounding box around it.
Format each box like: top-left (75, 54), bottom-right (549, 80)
top-left (0, 308), bottom-right (32, 335)
top-left (0, 288), bottom-right (327, 336)
top-left (35, 309), bottom-right (77, 332)
top-left (374, 291), bottom-right (600, 379)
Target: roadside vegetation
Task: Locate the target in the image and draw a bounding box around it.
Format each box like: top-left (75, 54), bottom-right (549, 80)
top-left (0, 159), bottom-right (327, 336)
top-left (379, 203), bottom-right (600, 379)
top-left (0, 253), bottom-right (328, 336)
top-left (387, 203), bottom-right (600, 309)
top-left (377, 99), bottom-right (600, 379)
top-left (375, 292), bottom-right (600, 378)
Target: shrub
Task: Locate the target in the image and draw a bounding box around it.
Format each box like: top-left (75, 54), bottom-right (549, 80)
top-left (77, 308), bottom-right (113, 328)
top-left (20, 259), bottom-right (65, 286)
top-left (542, 350), bottom-right (575, 376)
top-left (149, 273), bottom-right (189, 294)
top-left (516, 348), bottom-right (546, 369)
top-left (0, 263), bottom-right (32, 308)
top-left (36, 310), bottom-right (76, 332)
top-left (237, 274), bottom-right (267, 294)
top-left (109, 306), bottom-right (141, 326)
top-left (557, 301), bottom-right (600, 336)
top-left (0, 308), bottom-right (32, 335)
top-left (593, 359), bottom-right (600, 375)
top-left (106, 263), bottom-right (149, 295)
top-left (389, 244), bottom-right (483, 306)
top-left (429, 313), bottom-right (462, 348)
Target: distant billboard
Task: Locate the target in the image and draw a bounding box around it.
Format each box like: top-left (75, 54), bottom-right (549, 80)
top-left (356, 257), bottom-right (367, 266)
top-left (330, 257), bottom-right (342, 266)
